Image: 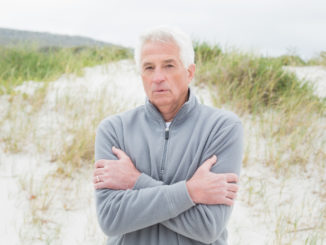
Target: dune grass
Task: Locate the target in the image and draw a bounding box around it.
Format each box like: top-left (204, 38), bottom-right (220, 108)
top-left (194, 43), bottom-right (325, 114)
top-left (307, 51), bottom-right (326, 66)
top-left (195, 43), bottom-right (326, 243)
top-left (0, 44), bottom-right (131, 174)
top-left (195, 43), bottom-right (325, 169)
top-left (0, 45), bottom-right (132, 94)
top-left (51, 89), bottom-right (126, 177)
top-left (1, 42), bottom-right (325, 244)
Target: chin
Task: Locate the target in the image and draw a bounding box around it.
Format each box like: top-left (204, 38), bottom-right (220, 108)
top-left (151, 97), bottom-right (172, 108)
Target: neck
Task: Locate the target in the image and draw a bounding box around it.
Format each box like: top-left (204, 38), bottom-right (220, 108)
top-left (159, 105), bottom-right (181, 122)
top-left (157, 91), bottom-right (189, 122)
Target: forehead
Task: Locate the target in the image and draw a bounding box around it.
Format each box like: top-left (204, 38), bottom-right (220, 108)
top-left (140, 41), bottom-right (181, 64)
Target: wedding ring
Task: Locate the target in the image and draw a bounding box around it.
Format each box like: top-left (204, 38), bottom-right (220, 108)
top-left (96, 176), bottom-right (100, 183)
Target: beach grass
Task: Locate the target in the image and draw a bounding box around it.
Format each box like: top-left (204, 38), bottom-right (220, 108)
top-left (194, 42), bottom-right (325, 170)
top-left (51, 89), bottom-right (124, 177)
top-left (0, 45), bottom-right (132, 94)
top-left (307, 51), bottom-right (326, 66)
top-left (1, 42), bottom-right (325, 244)
top-left (194, 43), bottom-right (325, 114)
top-left (194, 43), bottom-right (326, 243)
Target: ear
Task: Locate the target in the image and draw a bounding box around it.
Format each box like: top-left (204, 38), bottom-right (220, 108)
top-left (187, 64), bottom-right (196, 84)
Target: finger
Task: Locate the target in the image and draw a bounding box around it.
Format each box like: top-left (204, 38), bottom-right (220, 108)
top-left (201, 155), bottom-right (217, 170)
top-left (94, 159), bottom-right (107, 168)
top-left (226, 191), bottom-right (237, 200)
top-left (95, 159), bottom-right (116, 169)
top-left (93, 168), bottom-right (105, 177)
top-left (223, 198), bottom-right (234, 206)
top-left (93, 175), bottom-right (104, 184)
top-left (112, 146), bottom-right (129, 160)
top-left (94, 181), bottom-right (106, 189)
top-left (226, 173), bottom-right (238, 183)
top-left (227, 183), bottom-right (239, 193)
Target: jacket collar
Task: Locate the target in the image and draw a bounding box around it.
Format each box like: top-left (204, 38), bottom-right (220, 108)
top-left (145, 87), bottom-right (198, 125)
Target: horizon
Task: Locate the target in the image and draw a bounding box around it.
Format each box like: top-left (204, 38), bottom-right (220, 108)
top-left (1, 0), bottom-right (326, 59)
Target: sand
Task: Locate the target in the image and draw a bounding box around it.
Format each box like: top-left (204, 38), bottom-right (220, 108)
top-left (0, 60), bottom-right (325, 244)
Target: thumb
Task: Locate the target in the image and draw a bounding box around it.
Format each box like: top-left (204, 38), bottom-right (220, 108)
top-left (112, 146), bottom-right (128, 160)
top-left (201, 155), bottom-right (217, 170)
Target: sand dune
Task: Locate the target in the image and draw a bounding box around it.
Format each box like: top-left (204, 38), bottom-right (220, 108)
top-left (0, 60), bottom-right (325, 244)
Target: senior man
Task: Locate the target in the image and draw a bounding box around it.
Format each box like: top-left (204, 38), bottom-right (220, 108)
top-left (93, 26), bottom-right (243, 245)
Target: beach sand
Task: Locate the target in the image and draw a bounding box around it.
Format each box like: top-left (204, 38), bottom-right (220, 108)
top-left (0, 60), bottom-right (325, 244)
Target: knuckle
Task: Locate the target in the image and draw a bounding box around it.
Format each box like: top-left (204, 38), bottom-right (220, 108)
top-left (233, 174), bottom-right (239, 181)
top-left (219, 190), bottom-right (227, 196)
top-left (229, 192), bottom-right (234, 199)
top-left (218, 181), bottom-right (227, 188)
top-left (95, 159), bottom-right (105, 166)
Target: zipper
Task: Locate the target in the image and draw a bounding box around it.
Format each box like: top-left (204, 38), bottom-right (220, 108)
top-left (159, 125), bottom-right (170, 180)
top-left (165, 127), bottom-right (170, 140)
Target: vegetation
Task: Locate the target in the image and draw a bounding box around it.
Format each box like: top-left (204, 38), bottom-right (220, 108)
top-left (0, 45), bottom-right (132, 94)
top-left (269, 54), bottom-right (306, 66)
top-left (308, 51), bottom-right (326, 66)
top-left (0, 41), bottom-right (325, 244)
top-left (194, 42), bottom-right (325, 114)
top-left (194, 43), bottom-right (326, 243)
top-left (194, 42), bottom-right (325, 171)
top-left (195, 42), bottom-right (325, 164)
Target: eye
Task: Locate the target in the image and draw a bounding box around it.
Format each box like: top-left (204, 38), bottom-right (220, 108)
top-left (166, 64), bottom-right (174, 68)
top-left (144, 66), bottom-right (154, 70)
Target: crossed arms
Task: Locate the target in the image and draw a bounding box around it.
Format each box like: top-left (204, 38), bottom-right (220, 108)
top-left (93, 120), bottom-right (243, 244)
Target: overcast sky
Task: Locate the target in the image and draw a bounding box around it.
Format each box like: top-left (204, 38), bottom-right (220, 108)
top-left (1, 0), bottom-right (325, 59)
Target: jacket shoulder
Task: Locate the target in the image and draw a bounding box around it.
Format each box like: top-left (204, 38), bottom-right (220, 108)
top-left (198, 104), bottom-right (242, 127)
top-left (97, 105), bottom-right (145, 131)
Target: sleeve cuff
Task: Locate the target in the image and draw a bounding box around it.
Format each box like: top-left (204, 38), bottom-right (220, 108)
top-left (165, 181), bottom-right (196, 217)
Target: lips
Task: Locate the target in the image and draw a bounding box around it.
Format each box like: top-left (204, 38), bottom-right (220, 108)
top-left (153, 88), bottom-right (169, 93)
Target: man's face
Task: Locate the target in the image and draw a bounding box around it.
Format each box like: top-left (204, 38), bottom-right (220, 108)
top-left (140, 41), bottom-right (195, 109)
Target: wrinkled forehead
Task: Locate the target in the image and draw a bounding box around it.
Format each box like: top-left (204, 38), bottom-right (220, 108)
top-left (140, 40), bottom-right (181, 64)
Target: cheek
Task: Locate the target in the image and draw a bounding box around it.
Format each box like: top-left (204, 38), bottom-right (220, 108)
top-left (142, 78), bottom-right (151, 95)
top-left (174, 75), bottom-right (189, 92)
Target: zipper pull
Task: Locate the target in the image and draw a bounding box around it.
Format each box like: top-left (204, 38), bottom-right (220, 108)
top-left (165, 127), bottom-right (169, 140)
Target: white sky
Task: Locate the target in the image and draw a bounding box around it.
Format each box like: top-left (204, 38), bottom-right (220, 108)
top-left (1, 0), bottom-right (326, 59)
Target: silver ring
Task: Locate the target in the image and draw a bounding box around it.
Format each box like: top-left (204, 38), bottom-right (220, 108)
top-left (96, 176), bottom-right (100, 183)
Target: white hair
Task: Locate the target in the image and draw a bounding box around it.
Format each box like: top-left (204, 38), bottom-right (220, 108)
top-left (134, 26), bottom-right (195, 71)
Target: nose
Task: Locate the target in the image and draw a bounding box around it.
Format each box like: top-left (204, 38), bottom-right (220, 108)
top-left (152, 68), bottom-right (165, 84)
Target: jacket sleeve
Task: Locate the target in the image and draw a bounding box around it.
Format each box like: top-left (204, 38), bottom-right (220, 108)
top-left (133, 122), bottom-right (243, 244)
top-left (94, 118), bottom-right (195, 237)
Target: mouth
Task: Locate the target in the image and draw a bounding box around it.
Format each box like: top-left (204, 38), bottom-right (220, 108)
top-left (153, 89), bottom-right (169, 93)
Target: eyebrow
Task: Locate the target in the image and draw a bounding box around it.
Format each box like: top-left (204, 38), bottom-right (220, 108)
top-left (142, 59), bottom-right (177, 68)
top-left (163, 59), bottom-right (177, 64)
top-left (142, 62), bottom-right (153, 68)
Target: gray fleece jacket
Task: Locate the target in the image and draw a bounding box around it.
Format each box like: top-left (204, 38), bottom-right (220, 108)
top-left (95, 88), bottom-right (243, 245)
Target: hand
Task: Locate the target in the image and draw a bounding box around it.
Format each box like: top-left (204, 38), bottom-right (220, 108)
top-left (93, 146), bottom-right (141, 190)
top-left (186, 155), bottom-right (239, 206)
